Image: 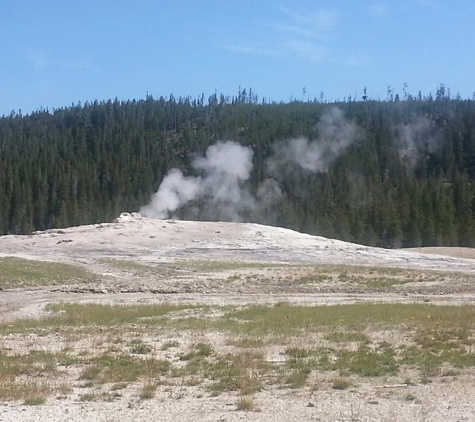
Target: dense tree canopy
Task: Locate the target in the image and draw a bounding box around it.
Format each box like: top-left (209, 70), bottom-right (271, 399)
top-left (2, 88), bottom-right (475, 248)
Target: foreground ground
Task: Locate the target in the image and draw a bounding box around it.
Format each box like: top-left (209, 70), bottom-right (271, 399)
top-left (1, 213), bottom-right (475, 421)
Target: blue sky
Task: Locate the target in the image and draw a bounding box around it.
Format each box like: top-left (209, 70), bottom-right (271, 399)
top-left (2, 0), bottom-right (474, 115)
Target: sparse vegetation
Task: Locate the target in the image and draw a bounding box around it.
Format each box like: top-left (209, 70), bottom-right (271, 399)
top-left (139, 383), bottom-right (157, 399)
top-left (98, 259), bottom-right (179, 278)
top-left (0, 257), bottom-right (95, 289)
top-left (331, 378), bottom-right (352, 390)
top-left (228, 338), bottom-right (265, 348)
top-left (129, 339), bottom-right (152, 354)
top-left (236, 395), bottom-right (257, 411)
top-left (324, 332), bottom-right (369, 343)
top-left (161, 340), bottom-right (180, 350)
top-left (174, 260), bottom-right (290, 272)
top-left (1, 301), bottom-right (475, 404)
top-left (24, 397), bottom-right (46, 406)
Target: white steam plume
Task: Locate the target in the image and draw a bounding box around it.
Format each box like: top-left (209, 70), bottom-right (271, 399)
top-left (396, 117), bottom-right (440, 168)
top-left (139, 168), bottom-right (202, 219)
top-left (140, 108), bottom-right (357, 222)
top-left (140, 141), bottom-right (280, 222)
top-left (267, 107), bottom-right (359, 176)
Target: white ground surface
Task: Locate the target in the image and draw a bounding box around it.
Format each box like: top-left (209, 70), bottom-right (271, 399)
top-left (1, 213), bottom-right (475, 421)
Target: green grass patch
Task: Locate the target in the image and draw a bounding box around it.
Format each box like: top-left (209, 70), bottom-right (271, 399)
top-left (129, 339), bottom-right (152, 355)
top-left (0, 257), bottom-right (95, 289)
top-left (0, 380), bottom-right (53, 402)
top-left (331, 377), bottom-right (352, 390)
top-left (216, 303), bottom-right (475, 337)
top-left (79, 355), bottom-right (170, 384)
top-left (99, 259), bottom-right (179, 278)
top-left (283, 348), bottom-right (332, 386)
top-left (2, 302), bottom-right (475, 403)
top-left (283, 367), bottom-right (311, 388)
top-left (204, 352), bottom-right (266, 396)
top-left (79, 392), bottom-right (121, 402)
top-left (174, 260), bottom-right (292, 272)
top-left (23, 396), bottom-right (46, 406)
top-left (334, 347), bottom-right (398, 377)
top-left (0, 303), bottom-right (199, 333)
top-left (0, 350), bottom-right (61, 378)
top-left (0, 349), bottom-right (73, 401)
top-left (98, 259), bottom-right (154, 272)
top-left (79, 393), bottom-right (97, 402)
top-left (180, 343), bottom-right (214, 361)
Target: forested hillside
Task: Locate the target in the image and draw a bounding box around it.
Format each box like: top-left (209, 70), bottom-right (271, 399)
top-left (2, 88), bottom-right (475, 248)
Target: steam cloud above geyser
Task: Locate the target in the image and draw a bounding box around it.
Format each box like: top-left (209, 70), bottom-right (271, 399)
top-left (140, 107), bottom-right (358, 222)
top-left (267, 107), bottom-right (359, 176)
top-left (139, 141), bottom-right (281, 222)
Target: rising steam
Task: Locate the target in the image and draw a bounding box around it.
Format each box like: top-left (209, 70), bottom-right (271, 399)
top-left (140, 141), bottom-right (280, 222)
top-left (267, 107), bottom-right (359, 176)
top-left (140, 108), bottom-right (358, 222)
top-left (396, 117), bottom-right (440, 168)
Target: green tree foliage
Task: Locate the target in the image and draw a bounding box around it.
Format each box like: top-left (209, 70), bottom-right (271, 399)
top-left (1, 90), bottom-right (475, 248)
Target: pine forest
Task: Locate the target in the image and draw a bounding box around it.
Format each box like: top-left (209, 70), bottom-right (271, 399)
top-left (2, 86), bottom-right (475, 249)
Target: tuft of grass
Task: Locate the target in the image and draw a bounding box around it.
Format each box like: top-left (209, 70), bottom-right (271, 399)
top-left (285, 348), bottom-right (311, 359)
top-left (161, 341), bottom-right (180, 351)
top-left (139, 383), bottom-right (157, 399)
top-left (111, 382), bottom-right (128, 391)
top-left (79, 393), bottom-right (98, 402)
top-left (129, 339), bottom-right (152, 355)
top-left (195, 343), bottom-right (214, 357)
top-left (331, 378), bottom-right (352, 390)
top-left (236, 395), bottom-right (257, 411)
top-left (79, 365), bottom-right (101, 381)
top-left (180, 343), bottom-right (214, 361)
top-left (23, 396), bottom-right (45, 406)
top-left (285, 348), bottom-right (324, 359)
top-left (284, 368), bottom-right (311, 389)
top-left (80, 392), bottom-right (120, 402)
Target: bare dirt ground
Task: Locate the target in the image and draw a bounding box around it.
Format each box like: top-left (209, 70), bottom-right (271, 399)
top-left (1, 213), bottom-right (475, 421)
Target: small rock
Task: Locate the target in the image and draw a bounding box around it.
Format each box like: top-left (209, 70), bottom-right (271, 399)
top-left (307, 402), bottom-right (315, 407)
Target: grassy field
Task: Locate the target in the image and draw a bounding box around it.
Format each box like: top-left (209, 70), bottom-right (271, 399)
top-left (1, 301), bottom-right (475, 406)
top-left (1, 254), bottom-right (466, 296)
top-left (0, 257), bottom-right (96, 289)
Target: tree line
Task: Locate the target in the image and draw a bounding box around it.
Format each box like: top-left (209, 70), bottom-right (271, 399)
top-left (2, 88), bottom-right (475, 248)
